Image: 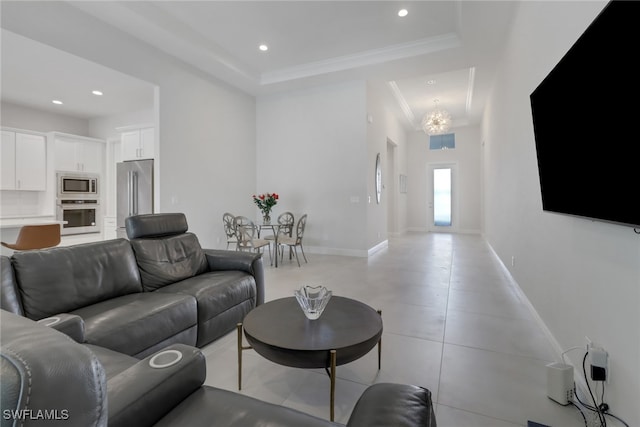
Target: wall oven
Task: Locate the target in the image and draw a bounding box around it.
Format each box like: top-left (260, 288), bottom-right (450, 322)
top-left (57, 199), bottom-right (101, 235)
top-left (57, 172), bottom-right (99, 197)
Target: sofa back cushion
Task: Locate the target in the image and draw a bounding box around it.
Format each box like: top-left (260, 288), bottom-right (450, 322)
top-left (11, 239), bottom-right (142, 320)
top-left (125, 213), bottom-right (188, 239)
top-left (130, 233), bottom-right (208, 291)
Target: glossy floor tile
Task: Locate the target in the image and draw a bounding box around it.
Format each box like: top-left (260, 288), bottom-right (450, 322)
top-left (202, 232), bottom-right (585, 426)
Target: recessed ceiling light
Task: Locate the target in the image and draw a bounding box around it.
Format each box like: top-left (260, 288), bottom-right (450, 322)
top-left (52, 100), bottom-right (63, 105)
top-left (398, 9), bottom-right (408, 17)
top-left (259, 44), bottom-right (268, 52)
top-left (92, 90), bottom-right (103, 96)
top-left (427, 79), bottom-right (436, 85)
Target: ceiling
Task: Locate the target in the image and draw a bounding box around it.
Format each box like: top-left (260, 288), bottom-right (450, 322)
top-left (0, 29), bottom-right (156, 120)
top-left (1, 1), bottom-right (518, 130)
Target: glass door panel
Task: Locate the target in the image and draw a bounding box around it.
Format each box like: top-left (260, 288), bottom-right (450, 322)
top-left (427, 163), bottom-right (456, 231)
top-left (433, 168), bottom-right (452, 226)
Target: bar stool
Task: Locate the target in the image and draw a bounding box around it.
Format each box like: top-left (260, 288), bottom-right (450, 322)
top-left (1, 224), bottom-right (61, 250)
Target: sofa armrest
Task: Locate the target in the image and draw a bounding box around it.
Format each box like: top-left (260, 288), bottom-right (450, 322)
top-left (1, 256), bottom-right (24, 316)
top-left (347, 383), bottom-right (437, 427)
top-left (37, 313), bottom-right (85, 343)
top-left (203, 249), bottom-right (266, 305)
top-left (107, 344), bottom-right (206, 427)
top-left (1, 310), bottom-right (108, 427)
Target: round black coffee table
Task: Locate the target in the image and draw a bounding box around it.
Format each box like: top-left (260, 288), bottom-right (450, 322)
top-left (237, 296), bottom-right (382, 421)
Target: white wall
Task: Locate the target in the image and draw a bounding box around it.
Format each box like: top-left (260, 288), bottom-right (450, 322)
top-left (0, 101), bottom-right (89, 135)
top-left (483, 1), bottom-right (639, 424)
top-left (256, 81), bottom-right (368, 255)
top-left (88, 108), bottom-right (154, 141)
top-left (407, 125), bottom-right (482, 233)
top-left (0, 191), bottom-right (46, 218)
top-left (255, 80), bottom-right (409, 256)
top-left (2, 2), bottom-right (257, 249)
top-left (383, 105), bottom-right (409, 235)
top-left (366, 82), bottom-right (410, 243)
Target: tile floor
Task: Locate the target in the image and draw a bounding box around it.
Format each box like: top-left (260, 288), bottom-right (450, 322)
top-left (201, 232), bottom-right (588, 426)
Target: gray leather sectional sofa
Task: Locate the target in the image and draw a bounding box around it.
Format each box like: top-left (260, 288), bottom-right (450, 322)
top-left (1, 213), bottom-right (264, 358)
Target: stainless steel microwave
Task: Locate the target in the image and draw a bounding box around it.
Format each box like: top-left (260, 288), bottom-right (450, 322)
top-left (57, 172), bottom-right (98, 197)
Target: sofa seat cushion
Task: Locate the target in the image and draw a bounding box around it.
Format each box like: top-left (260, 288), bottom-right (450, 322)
top-left (156, 271), bottom-right (256, 321)
top-left (155, 271), bottom-right (256, 346)
top-left (155, 386), bottom-right (339, 427)
top-left (71, 293), bottom-right (197, 357)
top-left (11, 239), bottom-right (142, 320)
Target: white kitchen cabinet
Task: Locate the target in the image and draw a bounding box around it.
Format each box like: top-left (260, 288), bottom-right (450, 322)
top-left (1, 129), bottom-right (47, 191)
top-left (121, 127), bottom-right (154, 161)
top-left (103, 216), bottom-right (117, 240)
top-left (54, 135), bottom-right (104, 174)
top-left (1, 131), bottom-right (16, 190)
top-left (79, 141), bottom-right (103, 173)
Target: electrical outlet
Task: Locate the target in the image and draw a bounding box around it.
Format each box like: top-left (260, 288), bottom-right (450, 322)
top-left (590, 346), bottom-right (608, 382)
top-left (585, 337), bottom-right (609, 383)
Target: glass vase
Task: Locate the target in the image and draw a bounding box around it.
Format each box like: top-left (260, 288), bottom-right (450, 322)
top-left (294, 285), bottom-right (332, 320)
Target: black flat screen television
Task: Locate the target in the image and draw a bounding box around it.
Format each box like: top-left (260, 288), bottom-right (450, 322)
top-left (530, 0), bottom-right (640, 229)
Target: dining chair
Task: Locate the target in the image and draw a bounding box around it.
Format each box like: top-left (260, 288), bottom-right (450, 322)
top-left (278, 214), bottom-right (308, 267)
top-left (235, 217), bottom-right (272, 264)
top-left (222, 212), bottom-right (238, 249)
top-left (264, 211), bottom-right (294, 255)
top-left (1, 224), bottom-right (61, 251)
top-left (232, 215), bottom-right (252, 250)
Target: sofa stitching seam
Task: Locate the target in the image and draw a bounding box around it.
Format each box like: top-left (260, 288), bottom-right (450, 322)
top-left (4, 347), bottom-right (32, 427)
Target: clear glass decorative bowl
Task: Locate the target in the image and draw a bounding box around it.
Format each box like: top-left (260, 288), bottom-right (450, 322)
top-left (294, 285), bottom-right (332, 320)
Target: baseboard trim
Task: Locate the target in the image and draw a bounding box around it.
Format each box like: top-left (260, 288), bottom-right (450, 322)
top-left (485, 242), bottom-right (591, 402)
top-left (302, 240), bottom-right (389, 258)
top-left (368, 239), bottom-right (388, 256)
top-left (305, 245), bottom-right (368, 257)
top-left (405, 227), bottom-right (481, 234)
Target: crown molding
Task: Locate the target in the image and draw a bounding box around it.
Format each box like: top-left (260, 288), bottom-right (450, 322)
top-left (466, 67), bottom-right (475, 114)
top-left (388, 81), bottom-right (417, 129)
top-left (261, 33), bottom-right (462, 86)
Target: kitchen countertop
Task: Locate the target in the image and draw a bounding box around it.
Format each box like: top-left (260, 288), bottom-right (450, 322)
top-left (0, 217), bottom-right (66, 229)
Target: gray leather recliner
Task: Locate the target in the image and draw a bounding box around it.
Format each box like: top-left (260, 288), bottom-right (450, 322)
top-left (125, 213), bottom-right (264, 347)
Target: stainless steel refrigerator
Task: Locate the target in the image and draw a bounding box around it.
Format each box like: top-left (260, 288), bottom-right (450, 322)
top-left (116, 159), bottom-right (154, 239)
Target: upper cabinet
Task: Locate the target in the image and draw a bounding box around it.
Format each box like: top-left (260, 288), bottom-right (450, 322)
top-left (120, 126), bottom-right (155, 161)
top-left (1, 129), bottom-right (47, 191)
top-left (53, 133), bottom-right (104, 175)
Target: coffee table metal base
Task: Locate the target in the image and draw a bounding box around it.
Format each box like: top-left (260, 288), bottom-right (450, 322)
top-left (236, 298), bottom-right (382, 422)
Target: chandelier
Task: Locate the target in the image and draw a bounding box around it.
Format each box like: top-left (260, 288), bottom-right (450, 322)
top-left (421, 100), bottom-right (452, 135)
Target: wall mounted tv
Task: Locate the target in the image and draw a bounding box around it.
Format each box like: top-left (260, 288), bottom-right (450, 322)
top-left (530, 0), bottom-right (640, 229)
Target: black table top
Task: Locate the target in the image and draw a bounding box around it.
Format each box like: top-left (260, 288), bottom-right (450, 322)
top-left (243, 296), bottom-right (383, 368)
